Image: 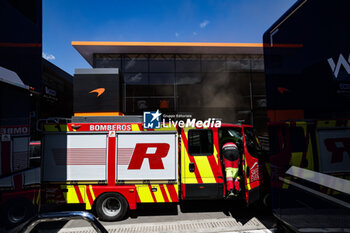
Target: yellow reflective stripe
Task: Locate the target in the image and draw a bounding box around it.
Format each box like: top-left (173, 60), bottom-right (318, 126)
top-left (79, 186), bottom-right (86, 202)
top-left (265, 162), bottom-right (271, 176)
top-left (213, 146), bottom-right (219, 165)
top-left (164, 185), bottom-right (172, 202)
top-left (66, 185), bottom-right (80, 204)
top-left (136, 185), bottom-right (154, 202)
top-left (291, 152), bottom-right (303, 166)
top-left (246, 179), bottom-right (251, 190)
top-left (174, 184), bottom-right (178, 196)
top-left (306, 136), bottom-right (314, 170)
top-left (282, 176), bottom-right (290, 189)
top-left (242, 154), bottom-right (251, 190)
top-left (84, 185), bottom-right (92, 210)
top-left (193, 156), bottom-right (216, 183)
top-left (43, 124), bottom-right (69, 132)
top-left (36, 191), bottom-right (40, 205)
top-left (291, 123), bottom-right (315, 170)
top-left (44, 125), bottom-right (58, 131)
top-left (131, 124), bottom-right (140, 131)
top-left (152, 185), bottom-right (165, 202)
top-left (317, 120), bottom-right (337, 128)
top-left (225, 167), bottom-right (238, 179)
top-left (89, 185), bottom-right (96, 200)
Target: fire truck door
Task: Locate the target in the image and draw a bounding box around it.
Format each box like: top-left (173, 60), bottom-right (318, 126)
top-left (181, 128), bottom-right (224, 200)
top-left (242, 127), bottom-right (262, 205)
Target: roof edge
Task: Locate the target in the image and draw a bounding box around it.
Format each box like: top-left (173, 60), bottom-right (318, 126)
top-left (72, 41), bottom-right (263, 47)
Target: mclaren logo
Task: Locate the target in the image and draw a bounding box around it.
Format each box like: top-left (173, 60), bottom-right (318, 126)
top-left (89, 88), bottom-right (105, 97)
top-left (327, 53), bottom-right (350, 79)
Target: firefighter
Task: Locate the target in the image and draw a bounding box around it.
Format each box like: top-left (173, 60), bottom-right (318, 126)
top-left (222, 141), bottom-right (241, 198)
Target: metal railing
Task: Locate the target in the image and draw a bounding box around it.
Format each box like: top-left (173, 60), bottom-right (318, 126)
top-left (21, 211), bottom-right (108, 233)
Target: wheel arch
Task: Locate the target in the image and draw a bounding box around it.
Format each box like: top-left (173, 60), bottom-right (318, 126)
top-left (91, 186), bottom-right (137, 211)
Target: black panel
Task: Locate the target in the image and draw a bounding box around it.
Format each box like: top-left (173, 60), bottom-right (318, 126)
top-left (248, 186), bottom-right (260, 205)
top-left (0, 83), bottom-right (30, 126)
top-left (263, 0), bottom-right (350, 118)
top-left (73, 73), bottom-right (122, 113)
top-left (0, 0), bottom-right (42, 91)
top-left (185, 183), bottom-right (224, 200)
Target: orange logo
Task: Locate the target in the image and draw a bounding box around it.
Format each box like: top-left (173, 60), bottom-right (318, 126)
top-left (89, 88), bottom-right (105, 97)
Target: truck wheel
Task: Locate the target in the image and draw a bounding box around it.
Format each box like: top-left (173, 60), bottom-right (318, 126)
top-left (95, 193), bottom-right (128, 221)
top-left (2, 199), bottom-right (36, 227)
top-left (262, 193), bottom-right (271, 208)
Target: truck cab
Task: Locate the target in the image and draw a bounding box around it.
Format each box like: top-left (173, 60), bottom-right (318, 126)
top-left (180, 123), bottom-right (263, 204)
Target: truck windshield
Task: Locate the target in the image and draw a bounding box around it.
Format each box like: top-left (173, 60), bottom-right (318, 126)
top-left (243, 127), bottom-right (261, 157)
top-left (219, 127), bottom-right (242, 146)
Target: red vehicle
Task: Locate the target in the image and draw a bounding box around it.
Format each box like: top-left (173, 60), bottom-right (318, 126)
top-left (39, 118), bottom-right (263, 221)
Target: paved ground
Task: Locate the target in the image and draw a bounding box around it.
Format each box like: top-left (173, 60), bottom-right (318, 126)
top-left (34, 200), bottom-right (276, 233)
top-left (2, 200), bottom-right (276, 233)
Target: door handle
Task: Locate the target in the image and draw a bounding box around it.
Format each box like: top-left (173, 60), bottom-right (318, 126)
top-left (189, 162), bottom-right (195, 172)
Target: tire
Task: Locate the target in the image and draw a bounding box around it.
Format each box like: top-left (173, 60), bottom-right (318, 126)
top-left (1, 199), bottom-right (36, 227)
top-left (262, 193), bottom-right (271, 208)
top-left (95, 192), bottom-right (128, 221)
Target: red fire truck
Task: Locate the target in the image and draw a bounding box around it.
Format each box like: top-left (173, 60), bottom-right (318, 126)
top-left (40, 117), bottom-right (263, 221)
top-left (1, 67), bottom-right (264, 224)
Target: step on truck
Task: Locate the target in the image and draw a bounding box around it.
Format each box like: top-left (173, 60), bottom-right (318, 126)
top-left (41, 116), bottom-right (264, 221)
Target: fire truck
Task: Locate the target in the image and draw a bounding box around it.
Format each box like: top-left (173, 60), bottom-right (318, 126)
top-left (1, 67), bottom-right (264, 224)
top-left (263, 0), bottom-right (350, 231)
top-left (40, 117), bottom-right (263, 221)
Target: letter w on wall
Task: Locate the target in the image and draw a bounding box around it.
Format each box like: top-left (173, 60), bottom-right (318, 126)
top-left (327, 53), bottom-right (350, 78)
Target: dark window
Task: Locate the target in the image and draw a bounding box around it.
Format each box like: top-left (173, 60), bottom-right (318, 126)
top-left (244, 127), bottom-right (261, 157)
top-left (226, 56), bottom-right (251, 72)
top-left (151, 85), bottom-right (174, 96)
top-left (176, 73), bottom-right (201, 85)
top-left (94, 54), bottom-right (121, 69)
top-left (177, 84), bottom-right (201, 108)
top-left (188, 129), bottom-right (213, 156)
top-left (150, 54), bottom-right (175, 72)
top-left (219, 127), bottom-right (242, 146)
top-left (219, 127), bottom-right (243, 154)
top-left (201, 55), bottom-right (226, 72)
top-left (126, 84), bottom-right (153, 97)
top-left (123, 54), bottom-right (149, 72)
top-left (124, 73), bottom-right (149, 85)
top-left (176, 54), bottom-right (201, 72)
top-left (149, 73), bottom-right (175, 85)
top-left (290, 126), bottom-right (306, 152)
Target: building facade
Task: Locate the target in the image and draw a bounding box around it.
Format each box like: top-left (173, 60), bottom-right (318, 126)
top-left (73, 42), bottom-right (266, 134)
